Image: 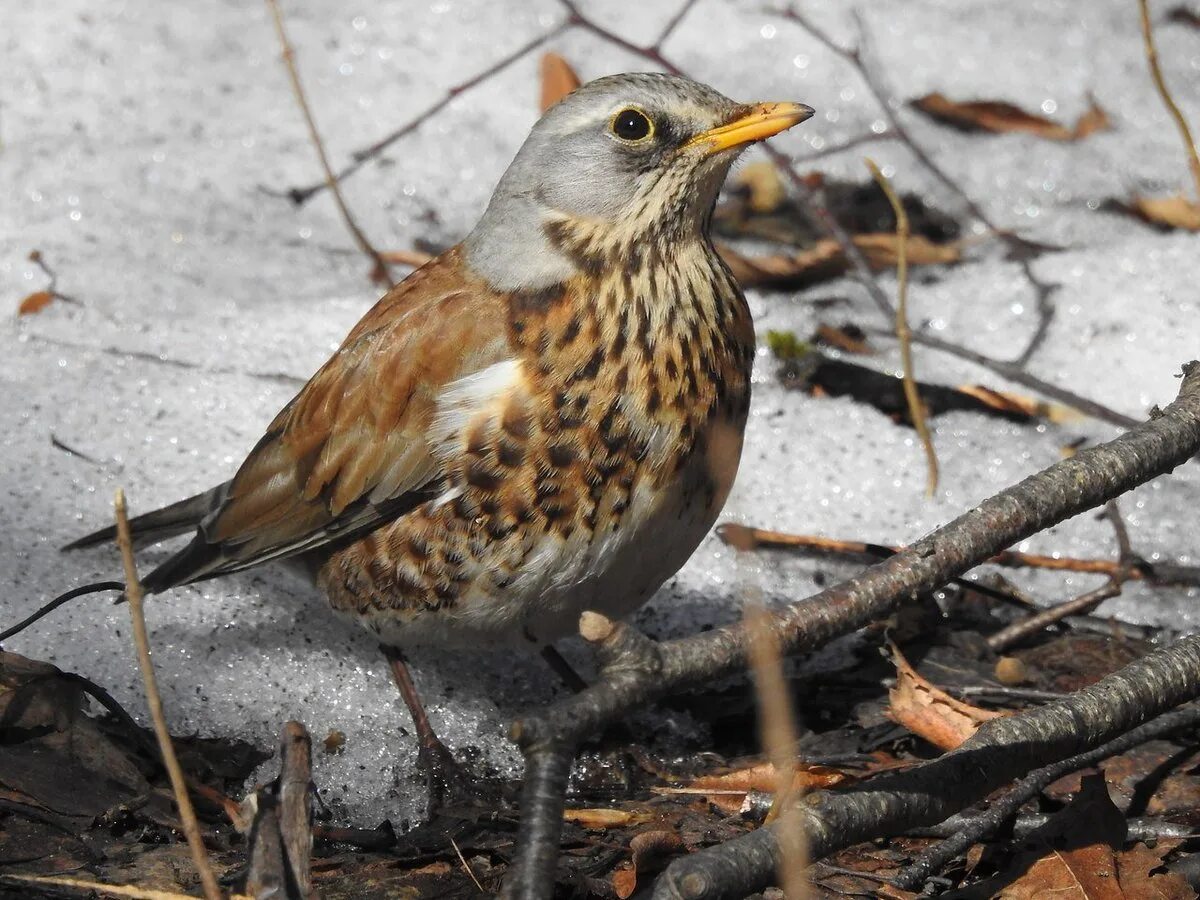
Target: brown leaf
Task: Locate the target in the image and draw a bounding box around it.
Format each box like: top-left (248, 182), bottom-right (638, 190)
top-left (1115, 841), bottom-right (1195, 899)
top-left (18, 291), bottom-right (55, 315)
top-left (733, 161), bottom-right (787, 214)
top-left (912, 92), bottom-right (1111, 141)
top-left (718, 233), bottom-right (960, 289)
top-left (1168, 6), bottom-right (1200, 28)
top-left (886, 643), bottom-right (1006, 751)
top-left (955, 384), bottom-right (1082, 424)
top-left (539, 52), bottom-right (581, 112)
top-left (562, 807), bottom-right (651, 830)
top-left (1126, 194), bottom-right (1200, 231)
top-left (611, 831), bottom-right (685, 899)
top-left (961, 774), bottom-right (1129, 899)
top-left (814, 323), bottom-right (874, 355)
top-left (657, 761), bottom-right (848, 814)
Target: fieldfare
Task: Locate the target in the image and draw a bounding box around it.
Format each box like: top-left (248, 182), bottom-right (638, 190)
top-left (67, 73), bottom-right (813, 805)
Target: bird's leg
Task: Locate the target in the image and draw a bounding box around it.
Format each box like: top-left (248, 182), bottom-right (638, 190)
top-left (539, 644), bottom-right (588, 694)
top-left (380, 644), bottom-right (470, 815)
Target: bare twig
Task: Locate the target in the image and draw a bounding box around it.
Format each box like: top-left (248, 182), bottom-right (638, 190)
top-left (719, 524), bottom-right (1198, 587)
top-left (114, 489), bottom-right (222, 900)
top-left (451, 835), bottom-right (488, 893)
top-left (503, 363), bottom-right (1200, 898)
top-left (244, 721), bottom-right (317, 900)
top-left (0, 873), bottom-right (250, 900)
top-left (1139, 0), bottom-right (1200, 202)
top-left (873, 327), bottom-right (1142, 429)
top-left (866, 157), bottom-right (938, 495)
top-left (655, 636), bottom-right (1200, 898)
top-left (775, 4), bottom-right (1059, 363)
top-left (745, 603), bottom-right (807, 898)
top-left (893, 701), bottom-right (1200, 889)
top-left (985, 579), bottom-right (1124, 652)
top-left (285, 23), bottom-right (570, 203)
top-left (265, 0), bottom-right (394, 286)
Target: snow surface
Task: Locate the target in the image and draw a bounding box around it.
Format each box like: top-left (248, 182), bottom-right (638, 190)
top-left (2, 0), bottom-right (1198, 827)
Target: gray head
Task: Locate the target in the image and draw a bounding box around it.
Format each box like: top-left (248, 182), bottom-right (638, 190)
top-left (465, 73), bottom-right (813, 291)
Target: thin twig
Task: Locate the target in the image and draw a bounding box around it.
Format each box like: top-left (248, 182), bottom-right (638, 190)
top-left (892, 701), bottom-right (1200, 889)
top-left (866, 157), bottom-right (937, 495)
top-left (265, 0), bottom-right (394, 286)
top-left (986, 578), bottom-right (1124, 652)
top-left (114, 489), bottom-right (222, 900)
top-left (719, 524), bottom-right (1197, 587)
top-left (656, 634), bottom-right (1200, 898)
top-left (0, 873), bottom-right (251, 900)
top-left (745, 603), bottom-right (808, 898)
top-left (285, 22), bottom-right (570, 203)
top-left (451, 835), bottom-right (488, 893)
top-left (1139, 0), bottom-right (1200, 202)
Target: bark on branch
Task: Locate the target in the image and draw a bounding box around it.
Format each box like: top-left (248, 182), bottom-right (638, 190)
top-left (654, 635), bottom-right (1200, 898)
top-left (502, 361), bottom-right (1200, 898)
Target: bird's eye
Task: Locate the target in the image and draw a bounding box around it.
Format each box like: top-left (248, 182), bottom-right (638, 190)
top-left (610, 108), bottom-right (654, 142)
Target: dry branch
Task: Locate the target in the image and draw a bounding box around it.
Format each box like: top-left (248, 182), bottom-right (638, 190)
top-left (502, 361), bottom-right (1200, 899)
top-left (244, 721), bottom-right (317, 900)
top-left (655, 637), bottom-right (1200, 898)
top-left (1139, 0), bottom-right (1200, 202)
top-left (866, 157), bottom-right (938, 495)
top-left (114, 490), bottom-right (222, 900)
top-left (266, 0), bottom-right (395, 286)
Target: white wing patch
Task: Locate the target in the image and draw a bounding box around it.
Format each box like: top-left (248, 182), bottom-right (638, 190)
top-left (428, 358), bottom-right (524, 458)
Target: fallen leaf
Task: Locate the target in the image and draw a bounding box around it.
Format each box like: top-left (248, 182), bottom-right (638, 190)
top-left (733, 161), bottom-right (787, 214)
top-left (657, 760), bottom-right (848, 814)
top-left (1168, 6), bottom-right (1200, 28)
top-left (960, 773), bottom-right (1129, 899)
top-left (322, 730), bottom-right (345, 755)
top-left (1125, 194), bottom-right (1200, 231)
top-left (814, 322), bottom-right (874, 355)
top-left (912, 93), bottom-right (1111, 141)
top-left (18, 291), bottom-right (54, 315)
top-left (562, 807), bottom-right (652, 829)
top-left (956, 384), bottom-right (1083, 424)
top-left (886, 643), bottom-right (1006, 751)
top-left (539, 52), bottom-right (581, 112)
top-left (1115, 841), bottom-right (1195, 899)
top-left (611, 831), bottom-right (684, 899)
top-left (719, 233), bottom-right (960, 289)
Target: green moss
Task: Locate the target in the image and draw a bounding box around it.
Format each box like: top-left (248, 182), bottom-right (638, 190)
top-left (765, 329), bottom-right (811, 361)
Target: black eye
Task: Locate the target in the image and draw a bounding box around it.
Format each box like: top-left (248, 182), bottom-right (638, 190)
top-left (611, 108), bottom-right (653, 142)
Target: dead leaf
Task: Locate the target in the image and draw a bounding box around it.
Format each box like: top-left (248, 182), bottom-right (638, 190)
top-left (959, 774), bottom-right (1129, 899)
top-left (814, 323), bottom-right (874, 355)
top-left (611, 831), bottom-right (684, 899)
top-left (733, 161), bottom-right (787, 214)
top-left (322, 730), bottom-right (345, 755)
top-left (1168, 6), bottom-right (1200, 28)
top-left (912, 93), bottom-right (1111, 141)
top-left (1125, 194), bottom-right (1200, 231)
top-left (562, 807), bottom-right (652, 829)
top-left (886, 643), bottom-right (1006, 751)
top-left (718, 233), bottom-right (960, 289)
top-left (1115, 841), bottom-right (1195, 899)
top-left (956, 384), bottom-right (1083, 424)
top-left (539, 52), bottom-right (581, 112)
top-left (18, 291), bottom-right (54, 315)
top-left (657, 760), bottom-right (848, 814)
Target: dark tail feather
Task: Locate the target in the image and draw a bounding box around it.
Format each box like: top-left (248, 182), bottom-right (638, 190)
top-left (0, 581), bottom-right (125, 644)
top-left (62, 484), bottom-right (228, 551)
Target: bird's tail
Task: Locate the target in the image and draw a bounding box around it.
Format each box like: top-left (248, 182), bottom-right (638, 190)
top-left (62, 483), bottom-right (229, 551)
top-left (0, 581), bottom-right (125, 644)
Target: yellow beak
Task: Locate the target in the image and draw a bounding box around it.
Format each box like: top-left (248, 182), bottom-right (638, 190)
top-left (686, 101), bottom-right (815, 154)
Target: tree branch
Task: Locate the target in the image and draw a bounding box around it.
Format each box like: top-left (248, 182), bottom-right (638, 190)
top-left (654, 640), bottom-right (1200, 898)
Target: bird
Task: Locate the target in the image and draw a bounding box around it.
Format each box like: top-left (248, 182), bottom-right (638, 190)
top-left (62, 72), bottom-right (813, 806)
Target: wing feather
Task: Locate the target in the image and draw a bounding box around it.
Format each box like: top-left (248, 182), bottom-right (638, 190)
top-left (142, 247), bottom-right (515, 592)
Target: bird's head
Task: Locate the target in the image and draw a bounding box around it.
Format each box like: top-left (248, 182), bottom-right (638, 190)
top-left (465, 73), bottom-right (813, 291)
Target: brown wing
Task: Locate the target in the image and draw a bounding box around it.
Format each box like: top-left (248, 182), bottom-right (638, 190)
top-left (142, 247), bottom-right (513, 592)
